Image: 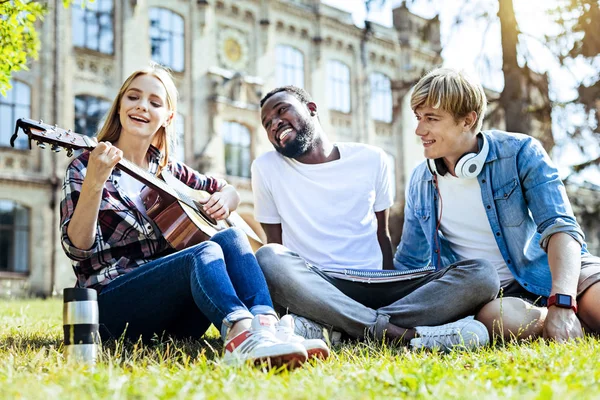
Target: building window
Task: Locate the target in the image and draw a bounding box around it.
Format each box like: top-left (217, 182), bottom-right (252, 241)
top-left (149, 8), bottom-right (185, 72)
top-left (327, 60), bottom-right (351, 113)
top-left (72, 0), bottom-right (114, 54)
top-left (276, 45), bottom-right (304, 88)
top-left (74, 95), bottom-right (111, 137)
top-left (0, 80), bottom-right (30, 149)
top-left (221, 121), bottom-right (251, 178)
top-left (370, 72), bottom-right (393, 123)
top-left (0, 201), bottom-right (30, 274)
top-left (385, 152), bottom-right (396, 201)
top-left (173, 112), bottom-right (185, 161)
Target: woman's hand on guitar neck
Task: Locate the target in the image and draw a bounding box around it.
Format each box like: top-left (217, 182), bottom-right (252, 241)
top-left (86, 142), bottom-right (123, 192)
top-left (201, 185), bottom-right (240, 221)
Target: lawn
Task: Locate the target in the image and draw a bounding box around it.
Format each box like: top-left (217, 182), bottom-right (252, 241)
top-left (1, 299), bottom-right (599, 400)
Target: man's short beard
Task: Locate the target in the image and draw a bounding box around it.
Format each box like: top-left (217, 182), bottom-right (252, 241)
top-left (275, 120), bottom-right (315, 159)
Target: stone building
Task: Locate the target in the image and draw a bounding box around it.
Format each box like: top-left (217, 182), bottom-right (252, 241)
top-left (0, 0), bottom-right (442, 296)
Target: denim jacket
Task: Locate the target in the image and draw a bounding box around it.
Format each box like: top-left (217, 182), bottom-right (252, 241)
top-left (393, 130), bottom-right (587, 297)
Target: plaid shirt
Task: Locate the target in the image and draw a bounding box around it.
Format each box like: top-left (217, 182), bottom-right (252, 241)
top-left (60, 146), bottom-right (227, 291)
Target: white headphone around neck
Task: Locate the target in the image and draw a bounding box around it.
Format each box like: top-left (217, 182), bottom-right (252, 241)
top-left (426, 133), bottom-right (489, 179)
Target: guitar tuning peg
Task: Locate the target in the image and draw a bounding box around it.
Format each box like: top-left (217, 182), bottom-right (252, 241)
top-left (51, 144), bottom-right (61, 153)
top-left (36, 141), bottom-right (47, 149)
top-left (52, 124), bottom-right (58, 131)
top-left (38, 119), bottom-right (43, 125)
top-left (66, 149), bottom-right (74, 157)
top-left (66, 129), bottom-right (72, 135)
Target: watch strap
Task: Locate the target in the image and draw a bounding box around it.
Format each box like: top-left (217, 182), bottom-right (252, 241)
top-left (547, 293), bottom-right (578, 313)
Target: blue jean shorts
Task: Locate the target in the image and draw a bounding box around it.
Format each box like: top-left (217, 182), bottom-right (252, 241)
top-left (500, 254), bottom-right (600, 306)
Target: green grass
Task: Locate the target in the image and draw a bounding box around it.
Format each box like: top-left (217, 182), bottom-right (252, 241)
top-left (1, 300), bottom-right (599, 400)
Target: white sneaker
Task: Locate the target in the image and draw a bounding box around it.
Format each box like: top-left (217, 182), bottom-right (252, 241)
top-left (410, 317), bottom-right (489, 352)
top-left (276, 315), bottom-right (330, 359)
top-left (223, 315), bottom-right (308, 367)
top-left (290, 314), bottom-right (342, 346)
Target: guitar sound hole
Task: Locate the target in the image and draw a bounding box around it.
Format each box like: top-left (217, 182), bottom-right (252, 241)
top-left (203, 212), bottom-right (217, 225)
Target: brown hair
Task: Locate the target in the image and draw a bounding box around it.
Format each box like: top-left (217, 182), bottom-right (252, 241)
top-left (96, 63), bottom-right (178, 172)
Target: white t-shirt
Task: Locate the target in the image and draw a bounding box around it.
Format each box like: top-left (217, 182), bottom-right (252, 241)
top-left (436, 173), bottom-right (514, 287)
top-left (252, 142), bottom-right (393, 270)
top-left (118, 173), bottom-right (149, 218)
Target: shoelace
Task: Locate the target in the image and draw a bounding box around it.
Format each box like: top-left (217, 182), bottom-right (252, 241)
top-left (420, 330), bottom-right (467, 347)
top-left (425, 328), bottom-right (461, 337)
top-left (276, 324), bottom-right (294, 338)
top-left (295, 319), bottom-right (325, 339)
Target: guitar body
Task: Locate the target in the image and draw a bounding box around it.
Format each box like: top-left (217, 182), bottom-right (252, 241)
top-left (142, 189), bottom-right (213, 250)
top-left (141, 173), bottom-right (263, 252)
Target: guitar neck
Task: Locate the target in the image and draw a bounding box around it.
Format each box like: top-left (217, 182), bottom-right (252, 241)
top-left (115, 158), bottom-right (178, 202)
top-left (76, 131), bottom-right (183, 205)
top-left (13, 117), bottom-right (191, 208)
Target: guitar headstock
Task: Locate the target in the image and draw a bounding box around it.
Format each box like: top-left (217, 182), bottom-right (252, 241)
top-left (11, 118), bottom-right (96, 157)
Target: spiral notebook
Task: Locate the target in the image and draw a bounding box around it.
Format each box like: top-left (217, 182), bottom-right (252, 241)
top-left (319, 265), bottom-right (435, 283)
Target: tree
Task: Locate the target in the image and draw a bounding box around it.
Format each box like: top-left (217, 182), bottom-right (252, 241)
top-left (492, 0), bottom-right (556, 151)
top-left (0, 0), bottom-right (46, 96)
top-left (0, 0), bottom-right (76, 96)
top-left (370, 0), bottom-right (599, 172)
top-left (546, 0), bottom-right (600, 172)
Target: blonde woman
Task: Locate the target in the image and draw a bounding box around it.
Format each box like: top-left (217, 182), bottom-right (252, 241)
top-left (60, 64), bottom-right (327, 366)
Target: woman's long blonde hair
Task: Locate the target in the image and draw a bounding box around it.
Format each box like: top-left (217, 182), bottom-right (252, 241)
top-left (97, 63), bottom-right (178, 173)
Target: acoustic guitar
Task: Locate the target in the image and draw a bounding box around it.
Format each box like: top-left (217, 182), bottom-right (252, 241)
top-left (11, 118), bottom-right (263, 251)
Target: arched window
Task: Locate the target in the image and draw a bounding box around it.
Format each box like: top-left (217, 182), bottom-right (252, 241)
top-left (221, 121), bottom-right (251, 178)
top-left (370, 72), bottom-right (393, 123)
top-left (0, 80), bottom-right (30, 149)
top-left (276, 45), bottom-right (304, 88)
top-left (0, 200), bottom-right (30, 273)
top-left (72, 0), bottom-right (114, 54)
top-left (149, 8), bottom-right (185, 72)
top-left (327, 60), bottom-right (351, 113)
top-left (74, 95), bottom-right (111, 137)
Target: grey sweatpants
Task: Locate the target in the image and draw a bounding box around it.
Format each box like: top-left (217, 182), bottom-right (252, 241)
top-left (256, 243), bottom-right (500, 340)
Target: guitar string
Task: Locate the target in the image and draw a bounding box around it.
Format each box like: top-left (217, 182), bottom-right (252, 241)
top-left (119, 158), bottom-right (216, 223)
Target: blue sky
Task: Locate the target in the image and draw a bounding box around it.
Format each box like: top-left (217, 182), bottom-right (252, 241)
top-left (323, 0), bottom-right (600, 184)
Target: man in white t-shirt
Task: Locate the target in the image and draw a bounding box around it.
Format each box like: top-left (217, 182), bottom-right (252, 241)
top-left (252, 86), bottom-right (499, 350)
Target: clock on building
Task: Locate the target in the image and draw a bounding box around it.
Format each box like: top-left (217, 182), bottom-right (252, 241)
top-left (218, 29), bottom-right (249, 71)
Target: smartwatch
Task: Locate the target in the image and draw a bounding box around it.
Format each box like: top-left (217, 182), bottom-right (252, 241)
top-left (547, 293), bottom-right (578, 313)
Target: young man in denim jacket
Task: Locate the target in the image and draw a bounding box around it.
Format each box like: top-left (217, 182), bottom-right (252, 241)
top-left (395, 68), bottom-right (600, 341)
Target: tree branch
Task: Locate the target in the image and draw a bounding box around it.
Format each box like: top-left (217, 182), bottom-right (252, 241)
top-left (572, 156), bottom-right (600, 172)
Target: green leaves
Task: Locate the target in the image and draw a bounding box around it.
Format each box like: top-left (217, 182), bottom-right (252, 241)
top-left (0, 0), bottom-right (47, 96)
top-left (0, 1), bottom-right (92, 96)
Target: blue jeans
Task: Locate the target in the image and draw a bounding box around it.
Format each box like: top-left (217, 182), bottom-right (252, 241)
top-left (98, 227), bottom-right (276, 342)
